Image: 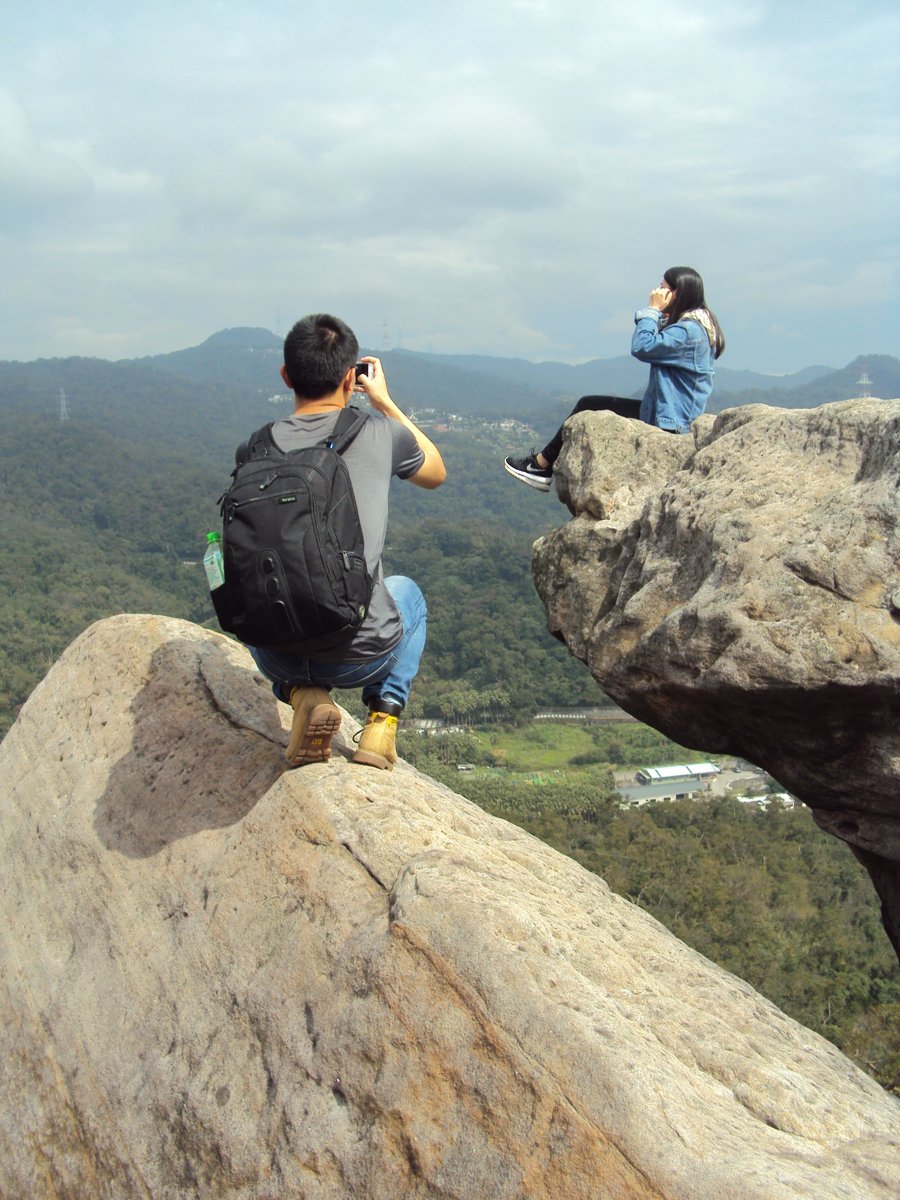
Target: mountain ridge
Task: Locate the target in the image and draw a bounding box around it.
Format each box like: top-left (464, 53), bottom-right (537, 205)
top-left (125, 329), bottom-right (895, 407)
top-left (4, 329), bottom-right (897, 416)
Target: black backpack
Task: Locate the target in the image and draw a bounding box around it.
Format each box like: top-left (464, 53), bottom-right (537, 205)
top-left (211, 406), bottom-right (373, 654)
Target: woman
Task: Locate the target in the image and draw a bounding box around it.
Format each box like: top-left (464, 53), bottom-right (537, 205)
top-left (504, 266), bottom-right (725, 491)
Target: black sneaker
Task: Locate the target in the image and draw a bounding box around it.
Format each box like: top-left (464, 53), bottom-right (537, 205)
top-left (503, 452), bottom-right (553, 492)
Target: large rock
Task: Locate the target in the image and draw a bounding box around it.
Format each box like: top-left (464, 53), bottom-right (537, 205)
top-left (534, 399), bottom-right (900, 959)
top-left (0, 614), bottom-right (898, 1199)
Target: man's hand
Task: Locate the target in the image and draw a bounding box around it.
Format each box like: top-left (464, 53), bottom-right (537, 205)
top-left (356, 356), bottom-right (446, 489)
top-left (355, 356), bottom-right (397, 415)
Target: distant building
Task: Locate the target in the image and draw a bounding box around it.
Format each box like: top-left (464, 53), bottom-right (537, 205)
top-left (619, 782), bottom-right (696, 801)
top-left (534, 706), bottom-right (636, 724)
top-left (617, 780), bottom-right (706, 806)
top-left (615, 762), bottom-right (721, 806)
top-left (406, 719), bottom-right (465, 736)
top-left (737, 792), bottom-right (800, 809)
top-left (635, 763), bottom-right (720, 784)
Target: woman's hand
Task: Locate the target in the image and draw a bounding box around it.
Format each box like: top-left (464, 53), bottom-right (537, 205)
top-left (649, 285), bottom-right (672, 311)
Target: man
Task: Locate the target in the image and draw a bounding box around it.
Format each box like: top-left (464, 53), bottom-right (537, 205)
top-left (247, 313), bottom-right (446, 770)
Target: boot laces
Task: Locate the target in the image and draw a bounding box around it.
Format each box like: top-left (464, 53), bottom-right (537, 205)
top-left (352, 711), bottom-right (397, 744)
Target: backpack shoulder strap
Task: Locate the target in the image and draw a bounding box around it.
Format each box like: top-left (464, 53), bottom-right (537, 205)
top-left (325, 406), bottom-right (368, 455)
top-left (235, 423), bottom-right (276, 468)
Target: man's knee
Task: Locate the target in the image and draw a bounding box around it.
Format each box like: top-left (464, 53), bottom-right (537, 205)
top-left (385, 575), bottom-right (426, 620)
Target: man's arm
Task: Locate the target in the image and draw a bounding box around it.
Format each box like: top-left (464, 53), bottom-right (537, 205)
top-left (356, 357), bottom-right (447, 489)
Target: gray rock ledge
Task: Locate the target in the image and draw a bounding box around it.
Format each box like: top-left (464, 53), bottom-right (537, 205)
top-left (534, 398), bottom-right (900, 963)
top-left (0, 613), bottom-right (898, 1199)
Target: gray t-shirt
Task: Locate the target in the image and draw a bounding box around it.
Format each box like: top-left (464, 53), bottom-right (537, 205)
top-left (269, 407), bottom-right (425, 661)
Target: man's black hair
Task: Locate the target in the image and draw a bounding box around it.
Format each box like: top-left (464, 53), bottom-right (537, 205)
top-left (283, 313), bottom-right (360, 398)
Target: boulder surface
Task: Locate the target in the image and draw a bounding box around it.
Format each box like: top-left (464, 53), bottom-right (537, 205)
top-left (534, 399), bottom-right (900, 959)
top-left (0, 614), bottom-right (898, 1199)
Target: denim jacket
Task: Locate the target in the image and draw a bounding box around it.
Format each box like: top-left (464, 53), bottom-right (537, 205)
top-left (632, 308), bottom-right (715, 433)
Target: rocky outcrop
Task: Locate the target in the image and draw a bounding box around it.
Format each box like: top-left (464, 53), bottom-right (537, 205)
top-left (0, 615), bottom-right (898, 1199)
top-left (534, 398), bottom-right (900, 960)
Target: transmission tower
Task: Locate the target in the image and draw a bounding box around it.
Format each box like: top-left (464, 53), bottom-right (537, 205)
top-left (59, 388), bottom-right (69, 424)
top-left (856, 368), bottom-right (872, 399)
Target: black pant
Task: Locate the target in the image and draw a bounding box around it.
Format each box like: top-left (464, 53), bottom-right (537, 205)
top-left (540, 396), bottom-right (642, 465)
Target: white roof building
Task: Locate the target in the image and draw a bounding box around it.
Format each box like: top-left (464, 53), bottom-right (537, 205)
top-left (635, 763), bottom-right (721, 784)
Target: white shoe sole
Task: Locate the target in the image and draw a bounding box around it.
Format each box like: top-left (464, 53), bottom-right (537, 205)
top-left (503, 460), bottom-right (552, 491)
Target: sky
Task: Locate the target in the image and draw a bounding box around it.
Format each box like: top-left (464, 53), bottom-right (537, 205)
top-left (2, 0), bottom-right (898, 373)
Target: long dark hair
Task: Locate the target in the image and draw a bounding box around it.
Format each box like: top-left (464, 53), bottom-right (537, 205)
top-left (663, 266), bottom-right (725, 359)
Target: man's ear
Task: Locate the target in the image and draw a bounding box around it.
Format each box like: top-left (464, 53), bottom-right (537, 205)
top-left (280, 364), bottom-right (292, 389)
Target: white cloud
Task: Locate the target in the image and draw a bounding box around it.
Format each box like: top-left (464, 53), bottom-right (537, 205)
top-left (0, 90), bottom-right (93, 226)
top-left (0, 0), bottom-right (897, 370)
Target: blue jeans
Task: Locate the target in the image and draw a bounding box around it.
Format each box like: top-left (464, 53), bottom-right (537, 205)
top-left (250, 575), bottom-right (426, 710)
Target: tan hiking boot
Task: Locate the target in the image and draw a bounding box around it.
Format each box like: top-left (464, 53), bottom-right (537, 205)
top-left (351, 709), bottom-right (399, 771)
top-left (286, 686), bottom-right (341, 767)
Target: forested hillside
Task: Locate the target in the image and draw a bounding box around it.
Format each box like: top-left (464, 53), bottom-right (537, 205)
top-left (3, 332), bottom-right (897, 754)
top-left (0, 352), bottom-right (586, 735)
top-left (127, 327), bottom-right (566, 424)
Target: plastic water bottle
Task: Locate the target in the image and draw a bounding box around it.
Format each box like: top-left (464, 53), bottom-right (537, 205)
top-left (203, 531), bottom-right (225, 590)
